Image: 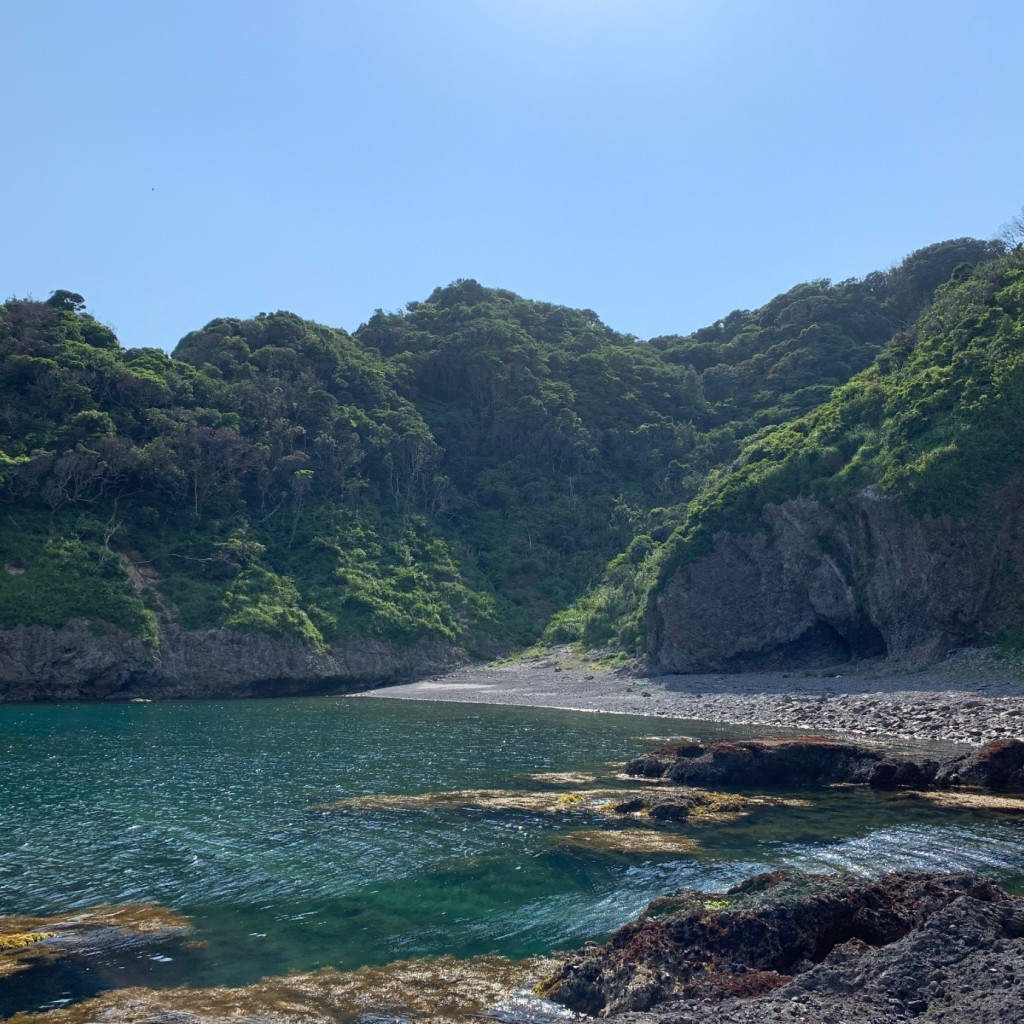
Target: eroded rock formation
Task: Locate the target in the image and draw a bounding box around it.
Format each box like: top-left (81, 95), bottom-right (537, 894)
top-left (540, 870), bottom-right (1024, 1022)
top-left (626, 737), bottom-right (1024, 793)
top-left (646, 484), bottom-right (1024, 672)
top-left (0, 619), bottom-right (464, 701)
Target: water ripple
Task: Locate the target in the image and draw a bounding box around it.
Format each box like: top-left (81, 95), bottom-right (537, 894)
top-left (0, 698), bottom-right (1021, 988)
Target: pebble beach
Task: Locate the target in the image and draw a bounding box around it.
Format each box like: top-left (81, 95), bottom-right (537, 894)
top-left (362, 646), bottom-right (1024, 747)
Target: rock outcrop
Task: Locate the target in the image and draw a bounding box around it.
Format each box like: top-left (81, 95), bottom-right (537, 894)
top-left (540, 870), bottom-right (1024, 1022)
top-left (626, 736), bottom-right (1024, 793)
top-left (0, 620), bottom-right (465, 701)
top-left (646, 484), bottom-right (1024, 672)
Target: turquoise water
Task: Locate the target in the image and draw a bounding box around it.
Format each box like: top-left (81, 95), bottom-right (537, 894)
top-left (1, 696), bottom-right (1022, 1014)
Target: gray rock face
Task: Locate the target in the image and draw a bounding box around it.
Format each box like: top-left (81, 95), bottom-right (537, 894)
top-left (0, 620), bottom-right (465, 701)
top-left (646, 484), bottom-right (1024, 673)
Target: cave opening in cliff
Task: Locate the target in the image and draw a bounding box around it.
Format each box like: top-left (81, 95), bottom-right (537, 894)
top-left (845, 619), bottom-right (888, 660)
top-left (798, 618), bottom-right (889, 664)
top-left (721, 618), bottom-right (889, 672)
top-left (802, 618), bottom-right (889, 664)
top-left (787, 619), bottom-right (853, 666)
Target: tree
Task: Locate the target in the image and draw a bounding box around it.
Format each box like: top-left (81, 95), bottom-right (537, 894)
top-left (46, 290), bottom-right (86, 312)
top-left (999, 206), bottom-right (1024, 250)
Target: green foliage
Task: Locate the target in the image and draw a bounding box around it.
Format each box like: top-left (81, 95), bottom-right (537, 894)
top-left (622, 250), bottom-right (1024, 641)
top-left (0, 297), bottom-right (485, 648)
top-left (222, 567), bottom-right (325, 648)
top-left (0, 511), bottom-right (157, 642)
top-left (564, 244), bottom-right (1018, 649)
top-left (0, 239), bottom-right (1008, 657)
top-left (544, 531), bottom-right (661, 651)
top-left (359, 281), bottom-right (713, 642)
top-left (650, 238), bottom-right (1000, 433)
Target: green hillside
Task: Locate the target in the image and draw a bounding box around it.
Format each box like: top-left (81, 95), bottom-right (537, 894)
top-left (0, 294), bottom-right (493, 651)
top-left (555, 244), bottom-right (1024, 653)
top-left (0, 235), bottom-right (1008, 659)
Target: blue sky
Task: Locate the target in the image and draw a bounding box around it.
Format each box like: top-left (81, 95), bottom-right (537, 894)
top-left (4, 0), bottom-right (1022, 350)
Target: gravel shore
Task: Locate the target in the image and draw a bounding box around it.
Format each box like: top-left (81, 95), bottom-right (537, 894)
top-left (361, 646), bottom-right (1024, 747)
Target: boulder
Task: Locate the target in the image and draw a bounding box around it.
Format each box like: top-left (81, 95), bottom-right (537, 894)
top-left (626, 737), bottom-right (939, 791)
top-left (539, 870), bottom-right (1019, 1018)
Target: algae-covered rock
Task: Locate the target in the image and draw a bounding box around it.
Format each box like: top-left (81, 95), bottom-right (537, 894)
top-left (523, 771), bottom-right (600, 785)
top-left (312, 786), bottom-right (795, 823)
top-left (7, 953), bottom-right (558, 1024)
top-left (312, 786), bottom-right (630, 815)
top-left (554, 829), bottom-right (702, 855)
top-left (900, 789), bottom-right (1024, 814)
top-left (538, 870), bottom-right (1018, 1017)
top-left (0, 904), bottom-right (191, 980)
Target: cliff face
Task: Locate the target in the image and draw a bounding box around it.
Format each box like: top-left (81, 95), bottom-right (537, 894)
top-left (645, 483), bottom-right (1024, 673)
top-left (0, 621), bottom-right (465, 701)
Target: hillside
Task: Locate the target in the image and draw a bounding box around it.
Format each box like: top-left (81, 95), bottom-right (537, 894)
top-left (562, 245), bottom-right (1024, 669)
top-left (0, 236), bottom-right (1011, 696)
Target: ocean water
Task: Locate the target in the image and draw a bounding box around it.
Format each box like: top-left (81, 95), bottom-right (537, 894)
top-left (1, 696), bottom-right (1021, 1014)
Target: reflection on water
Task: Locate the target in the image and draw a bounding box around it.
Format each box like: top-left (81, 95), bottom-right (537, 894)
top-left (0, 696), bottom-right (1021, 1012)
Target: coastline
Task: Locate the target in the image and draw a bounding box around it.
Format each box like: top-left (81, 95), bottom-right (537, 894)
top-left (360, 645), bottom-right (1024, 747)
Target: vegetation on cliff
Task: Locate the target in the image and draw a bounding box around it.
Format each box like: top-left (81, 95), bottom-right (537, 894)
top-left (547, 242), bottom-right (1024, 652)
top-left (0, 292), bottom-right (492, 650)
top-left (0, 235), bottom-right (1010, 659)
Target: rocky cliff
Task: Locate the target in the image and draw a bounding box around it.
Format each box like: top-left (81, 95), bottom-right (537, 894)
top-left (645, 482), bottom-right (1024, 673)
top-left (0, 620), bottom-right (465, 701)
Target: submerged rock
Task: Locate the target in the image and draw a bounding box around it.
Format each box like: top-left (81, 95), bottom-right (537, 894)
top-left (554, 829), bottom-right (702, 855)
top-left (312, 786), bottom-right (797, 823)
top-left (524, 771), bottom-right (601, 785)
top-left (6, 953), bottom-right (558, 1024)
top-left (312, 787), bottom-right (630, 815)
top-left (0, 904), bottom-right (192, 980)
top-left (538, 870), bottom-right (1023, 1021)
top-left (900, 789), bottom-right (1024, 813)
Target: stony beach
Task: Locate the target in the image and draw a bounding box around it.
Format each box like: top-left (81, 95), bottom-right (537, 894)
top-left (361, 646), bottom-right (1024, 747)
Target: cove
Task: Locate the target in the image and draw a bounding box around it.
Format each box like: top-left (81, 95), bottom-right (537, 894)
top-left (1, 697), bottom-right (1023, 1017)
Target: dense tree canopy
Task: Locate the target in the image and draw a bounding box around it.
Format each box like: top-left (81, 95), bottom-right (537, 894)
top-left (551, 243), bottom-right (1024, 653)
top-left (0, 235), bottom-right (1008, 654)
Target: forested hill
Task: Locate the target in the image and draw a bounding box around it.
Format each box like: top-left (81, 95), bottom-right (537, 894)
top-left (0, 236), bottom-right (1006, 684)
top-left (556, 242), bottom-right (1024, 670)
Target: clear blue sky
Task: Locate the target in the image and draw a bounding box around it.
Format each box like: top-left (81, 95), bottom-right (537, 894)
top-left (4, 0), bottom-right (1022, 351)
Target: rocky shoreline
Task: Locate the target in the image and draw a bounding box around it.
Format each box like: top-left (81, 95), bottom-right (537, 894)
top-left (5, 646), bottom-right (1024, 1023)
top-left (0, 620), bottom-right (464, 701)
top-left (362, 645), bottom-right (1024, 747)
top-left (540, 869), bottom-right (1024, 1024)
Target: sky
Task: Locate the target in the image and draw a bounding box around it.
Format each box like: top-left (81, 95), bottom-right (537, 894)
top-left (3, 0), bottom-right (1023, 351)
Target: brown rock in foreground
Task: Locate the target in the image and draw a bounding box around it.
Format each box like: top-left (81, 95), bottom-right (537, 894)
top-left (933, 737), bottom-right (1024, 790)
top-left (540, 870), bottom-right (1024, 1022)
